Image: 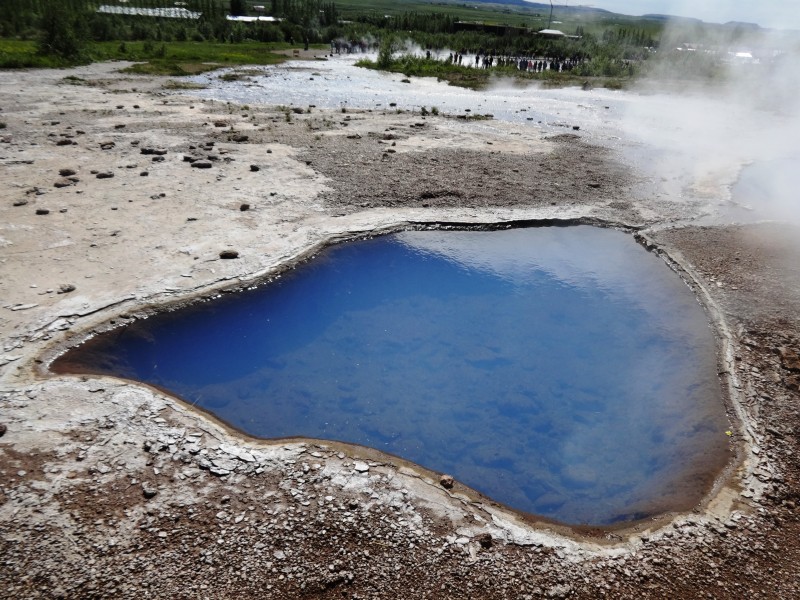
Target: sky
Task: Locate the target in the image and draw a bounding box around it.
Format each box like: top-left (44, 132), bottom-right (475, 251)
top-left (567, 1), bottom-right (800, 30)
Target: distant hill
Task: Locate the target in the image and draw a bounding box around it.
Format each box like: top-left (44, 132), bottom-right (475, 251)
top-left (466, 0), bottom-right (613, 16)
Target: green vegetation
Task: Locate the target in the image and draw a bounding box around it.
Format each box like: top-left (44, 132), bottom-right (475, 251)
top-left (1, 0), bottom-right (792, 88)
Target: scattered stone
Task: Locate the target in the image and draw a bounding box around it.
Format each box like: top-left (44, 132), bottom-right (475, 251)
top-left (214, 121), bottom-right (227, 127)
top-left (588, 182), bottom-right (601, 188)
top-left (140, 171), bottom-right (149, 176)
top-left (249, 164), bottom-right (260, 172)
top-left (56, 139), bottom-right (74, 146)
top-left (140, 147), bottom-right (167, 156)
top-left (96, 171), bottom-right (114, 179)
top-left (0, 423), bottom-right (6, 437)
top-left (13, 199), bottom-right (28, 206)
top-left (9, 303), bottom-right (38, 311)
top-left (353, 462), bottom-right (370, 473)
top-left (191, 161), bottom-right (213, 169)
top-left (36, 208), bottom-right (50, 215)
top-left (57, 284), bottom-right (76, 294)
top-left (779, 347), bottom-right (800, 372)
top-left (142, 483), bottom-right (158, 499)
top-left (239, 203), bottom-right (250, 211)
top-left (152, 156), bottom-right (165, 162)
top-left (53, 179), bottom-right (74, 188)
top-left (219, 249), bottom-right (239, 259)
top-left (475, 533), bottom-right (493, 549)
top-left (572, 125), bottom-right (580, 130)
top-left (231, 134), bottom-right (249, 143)
top-left (440, 474), bottom-right (454, 489)
top-left (114, 124), bottom-right (126, 129)
top-left (59, 168), bottom-right (77, 177)
top-left (183, 155), bottom-right (197, 163)
top-left (100, 141), bottom-right (115, 150)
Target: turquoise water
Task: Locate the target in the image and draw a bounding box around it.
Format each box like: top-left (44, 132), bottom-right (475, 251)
top-left (55, 226), bottom-right (731, 525)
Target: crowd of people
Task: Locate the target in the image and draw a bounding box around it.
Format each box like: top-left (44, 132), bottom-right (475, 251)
top-left (440, 49), bottom-right (583, 73)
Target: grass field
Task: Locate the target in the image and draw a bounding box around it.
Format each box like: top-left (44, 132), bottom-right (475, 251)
top-left (0, 39), bottom-right (323, 73)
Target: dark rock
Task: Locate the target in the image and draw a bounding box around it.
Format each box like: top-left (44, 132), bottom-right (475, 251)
top-left (96, 172), bottom-right (114, 179)
top-left (183, 155), bottom-right (197, 163)
top-left (587, 182), bottom-right (601, 188)
top-left (13, 199), bottom-right (28, 207)
top-left (231, 134), bottom-right (249, 143)
top-left (219, 249), bottom-right (239, 259)
top-left (475, 533), bottom-right (493, 549)
top-left (100, 141), bottom-right (115, 150)
top-left (440, 474), bottom-right (455, 489)
top-left (56, 139), bottom-right (74, 146)
top-left (151, 155), bottom-right (165, 162)
top-left (214, 121), bottom-right (228, 127)
top-left (572, 125), bottom-right (580, 130)
top-left (239, 203), bottom-right (250, 211)
top-left (36, 208), bottom-right (50, 215)
top-left (191, 161), bottom-right (213, 169)
top-left (142, 483), bottom-right (158, 499)
top-left (0, 423), bottom-right (6, 437)
top-left (59, 168), bottom-right (77, 177)
top-left (250, 164), bottom-right (260, 172)
top-left (114, 124), bottom-right (126, 129)
top-left (53, 179), bottom-right (73, 188)
top-left (140, 171), bottom-right (149, 176)
top-left (57, 284), bottom-right (76, 294)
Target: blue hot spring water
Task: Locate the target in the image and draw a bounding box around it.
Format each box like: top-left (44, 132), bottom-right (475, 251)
top-left (55, 226), bottom-right (731, 526)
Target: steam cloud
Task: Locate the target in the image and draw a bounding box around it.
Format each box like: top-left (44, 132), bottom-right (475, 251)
top-left (619, 5), bottom-right (800, 224)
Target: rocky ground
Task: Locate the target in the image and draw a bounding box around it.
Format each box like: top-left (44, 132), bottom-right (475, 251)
top-left (1, 62), bottom-right (799, 598)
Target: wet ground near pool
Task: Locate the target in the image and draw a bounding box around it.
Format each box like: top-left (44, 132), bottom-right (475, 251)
top-left (54, 226), bottom-right (732, 526)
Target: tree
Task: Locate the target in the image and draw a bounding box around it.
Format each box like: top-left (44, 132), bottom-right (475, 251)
top-left (37, 0), bottom-right (89, 61)
top-left (230, 0), bottom-right (247, 17)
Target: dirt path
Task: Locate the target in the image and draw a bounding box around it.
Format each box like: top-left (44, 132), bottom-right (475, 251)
top-left (1, 63), bottom-right (798, 599)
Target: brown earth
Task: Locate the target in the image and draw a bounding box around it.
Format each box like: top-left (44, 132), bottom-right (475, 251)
top-left (0, 62), bottom-right (799, 599)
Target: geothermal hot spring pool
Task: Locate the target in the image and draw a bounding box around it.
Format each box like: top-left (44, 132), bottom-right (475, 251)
top-left (54, 226), bottom-right (732, 526)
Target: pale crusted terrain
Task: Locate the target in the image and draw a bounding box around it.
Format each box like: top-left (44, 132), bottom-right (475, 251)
top-left (1, 63), bottom-right (799, 599)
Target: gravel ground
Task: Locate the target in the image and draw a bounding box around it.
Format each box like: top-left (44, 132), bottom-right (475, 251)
top-left (1, 62), bottom-right (799, 599)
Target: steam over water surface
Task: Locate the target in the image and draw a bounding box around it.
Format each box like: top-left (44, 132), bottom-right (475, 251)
top-left (56, 227), bottom-right (732, 526)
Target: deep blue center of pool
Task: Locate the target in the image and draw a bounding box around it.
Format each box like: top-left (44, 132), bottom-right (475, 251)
top-left (58, 226), bottom-right (731, 525)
